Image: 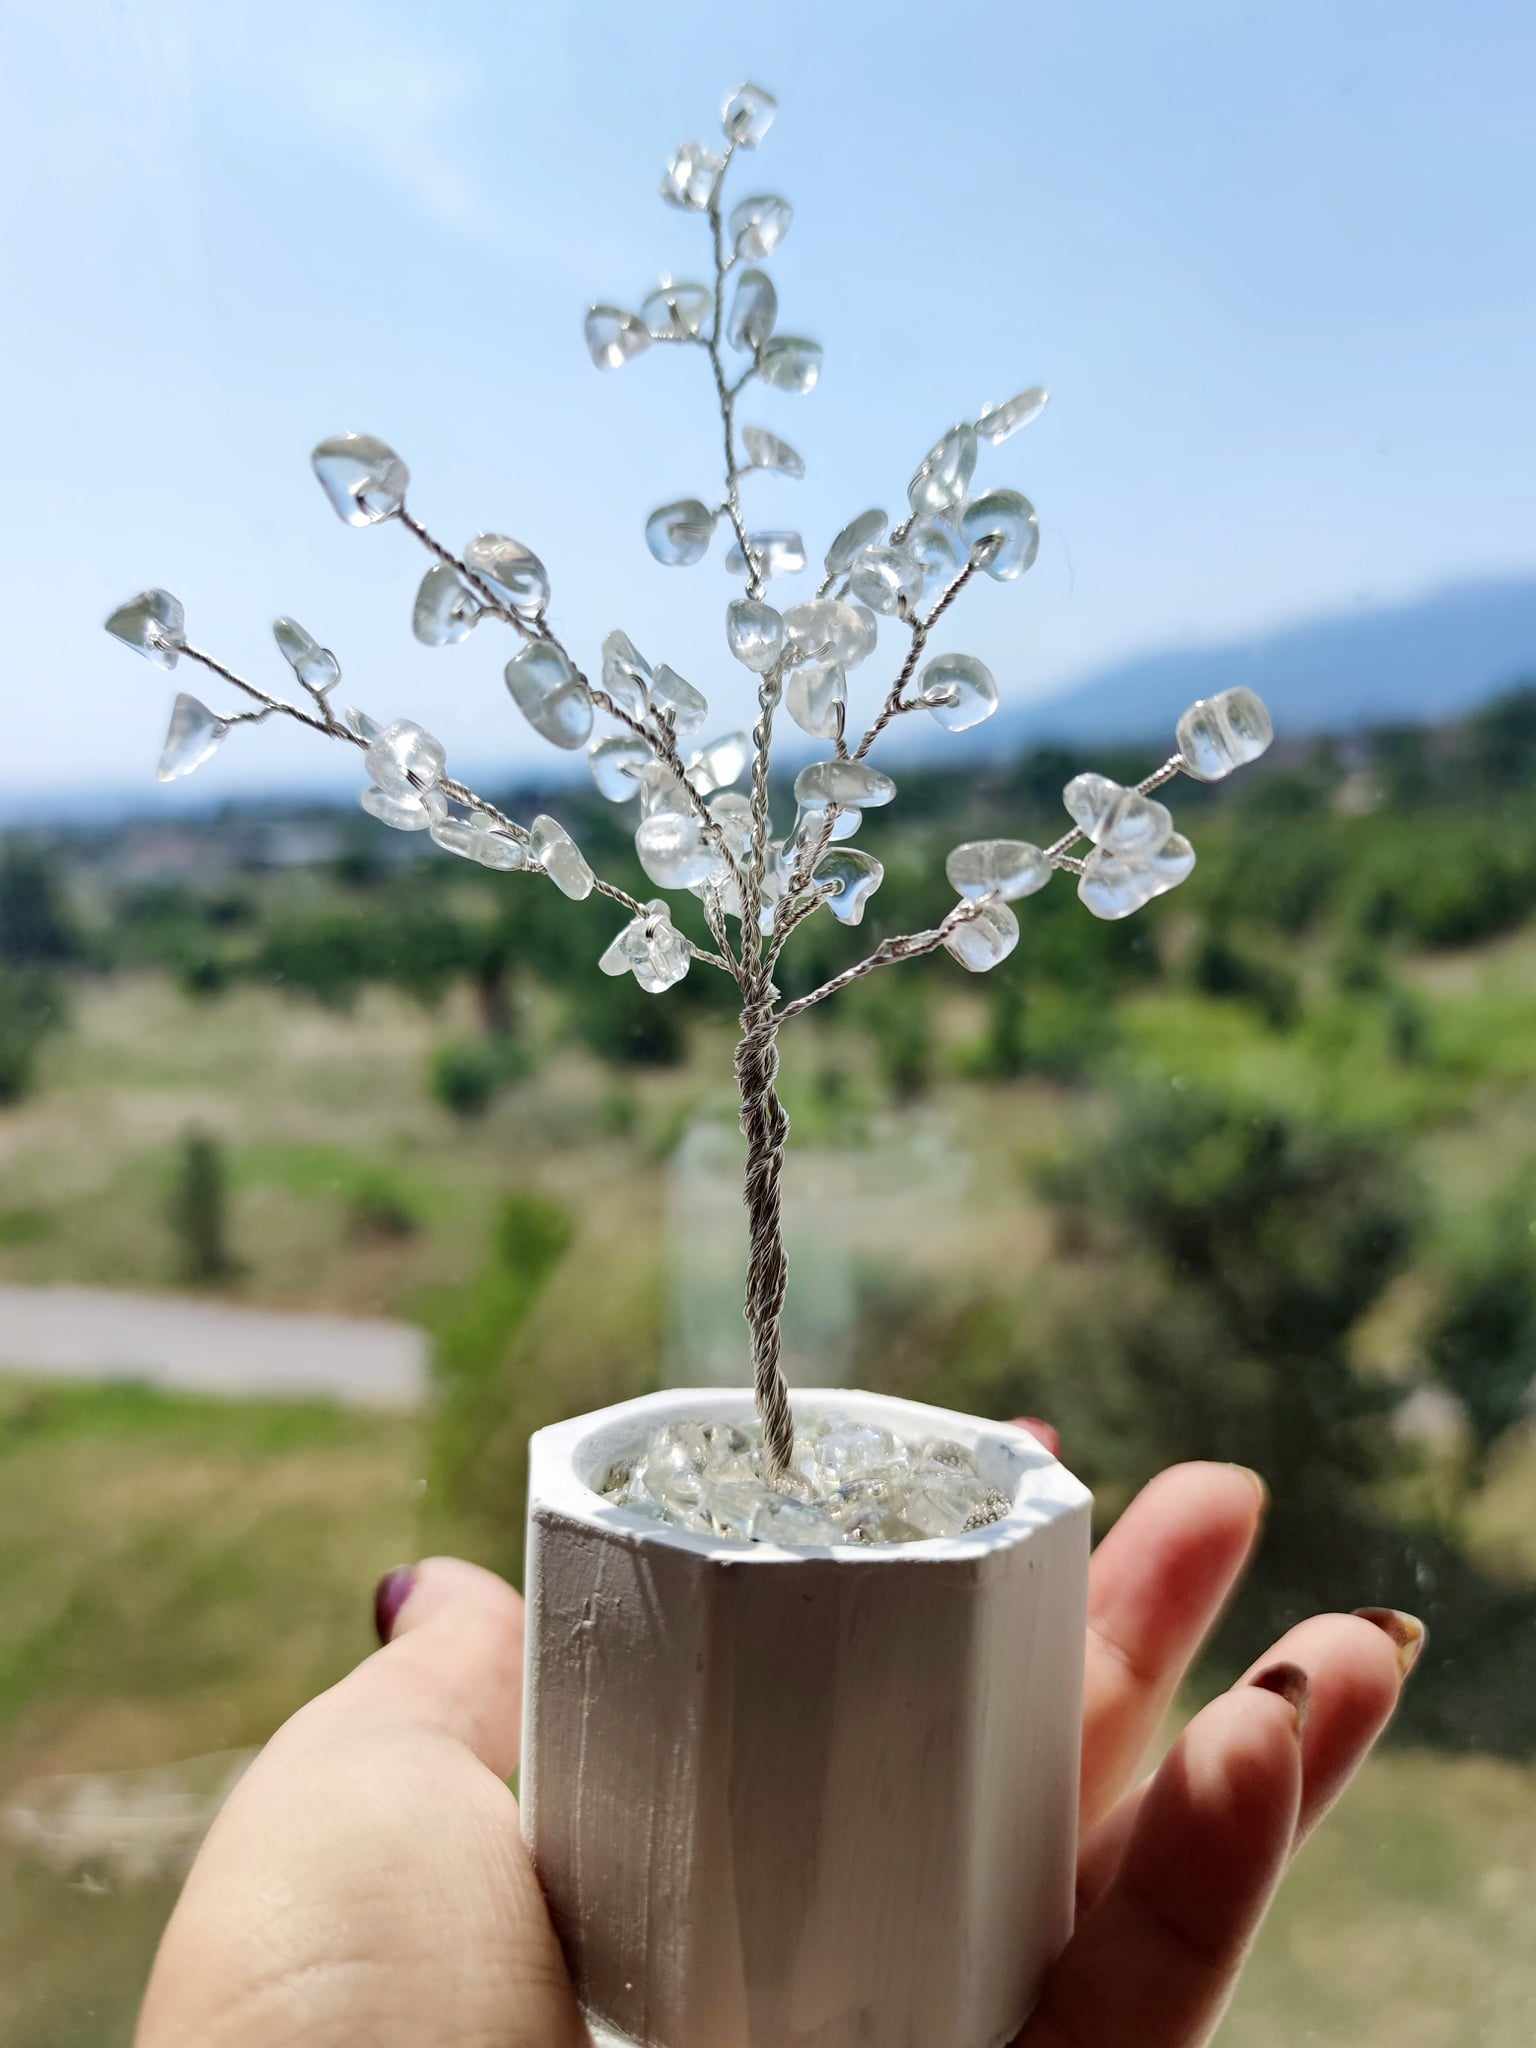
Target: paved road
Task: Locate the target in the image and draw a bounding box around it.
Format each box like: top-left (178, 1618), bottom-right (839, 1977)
top-left (0, 1285), bottom-right (427, 1411)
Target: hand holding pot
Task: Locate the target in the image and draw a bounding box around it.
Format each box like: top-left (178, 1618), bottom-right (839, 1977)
top-left (135, 1462), bottom-right (1420, 2048)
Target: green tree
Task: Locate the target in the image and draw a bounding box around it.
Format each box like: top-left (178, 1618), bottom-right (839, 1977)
top-left (0, 845), bottom-right (79, 967)
top-left (0, 972), bottom-right (67, 1105)
top-left (1037, 1087), bottom-right (1418, 1505)
top-left (167, 1128), bottom-right (236, 1284)
top-left (1427, 1178), bottom-right (1536, 1496)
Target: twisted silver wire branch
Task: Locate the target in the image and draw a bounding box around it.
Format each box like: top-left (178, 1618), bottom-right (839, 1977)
top-left (397, 507), bottom-right (748, 911)
top-left (177, 644), bottom-right (731, 970)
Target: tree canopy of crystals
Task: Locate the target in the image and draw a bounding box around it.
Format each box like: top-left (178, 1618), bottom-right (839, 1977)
top-left (104, 80), bottom-right (1274, 1480)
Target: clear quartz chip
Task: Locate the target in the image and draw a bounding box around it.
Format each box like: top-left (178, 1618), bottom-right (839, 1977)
top-left (600, 630), bottom-right (652, 717)
top-left (1062, 773), bottom-right (1174, 855)
top-left (848, 545), bottom-right (922, 616)
top-left (366, 720), bottom-right (446, 796)
top-left (632, 761), bottom-right (691, 818)
top-left (729, 192), bottom-right (792, 259)
top-left (722, 81), bottom-right (777, 147)
top-left (726, 598), bottom-right (785, 672)
top-left (529, 814), bottom-right (594, 900)
top-left (742, 424), bottom-right (803, 476)
top-left (1176, 687), bottom-right (1274, 780)
top-left (944, 898), bottom-right (1020, 972)
top-left (600, 1410), bottom-right (1008, 1545)
top-left (706, 790), bottom-right (755, 859)
top-left (272, 616), bottom-right (340, 693)
top-left (157, 694), bottom-right (227, 782)
top-left (783, 598), bottom-right (875, 667)
top-left (600, 899), bottom-right (690, 993)
top-left (105, 588), bottom-right (185, 670)
top-left (785, 659), bottom-right (846, 738)
top-left (646, 499), bottom-right (716, 567)
top-left (584, 305), bottom-right (651, 370)
top-left (464, 534), bottom-right (550, 614)
top-left (688, 731), bottom-right (750, 792)
top-left (360, 783), bottom-right (444, 832)
top-left (907, 519), bottom-right (966, 606)
top-left (651, 663), bottom-right (708, 735)
top-left (728, 269), bottom-right (778, 352)
top-left (825, 508), bottom-right (887, 577)
top-left (751, 1495), bottom-right (842, 1546)
top-left (589, 733), bottom-right (653, 801)
top-left (920, 653), bottom-right (999, 733)
top-left (758, 337), bottom-right (821, 394)
top-left (661, 142), bottom-right (724, 210)
top-left (946, 839), bottom-right (1051, 903)
top-left (794, 759), bottom-right (897, 809)
top-left (1078, 833), bottom-right (1196, 920)
top-left (908, 423), bottom-right (978, 518)
top-left (311, 433), bottom-right (408, 525)
top-left (975, 387), bottom-right (1049, 444)
top-left (504, 642), bottom-right (593, 750)
top-left (642, 278), bottom-right (712, 339)
top-left (412, 564), bottom-right (481, 647)
top-left (792, 802), bottom-right (862, 851)
top-left (636, 811), bottom-right (716, 890)
top-left (463, 815), bottom-right (527, 870)
top-left (813, 847), bottom-right (884, 925)
top-left (724, 531), bottom-right (805, 578)
top-left (961, 489), bottom-right (1040, 581)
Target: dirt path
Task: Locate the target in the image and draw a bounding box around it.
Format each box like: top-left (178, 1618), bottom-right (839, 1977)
top-left (0, 1285), bottom-right (427, 1410)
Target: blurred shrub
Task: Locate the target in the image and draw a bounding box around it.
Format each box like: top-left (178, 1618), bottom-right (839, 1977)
top-left (430, 1034), bottom-right (536, 1119)
top-left (428, 1191), bottom-right (576, 1577)
top-left (851, 975), bottom-right (934, 1102)
top-left (0, 845), bottom-right (80, 967)
top-left (0, 970), bottom-right (67, 1105)
top-left (1427, 1172), bottom-right (1536, 1493)
top-left (345, 1170), bottom-right (421, 1242)
top-left (1188, 925), bottom-right (1301, 1031)
top-left (167, 1128), bottom-right (236, 1284)
top-left (569, 969), bottom-right (686, 1067)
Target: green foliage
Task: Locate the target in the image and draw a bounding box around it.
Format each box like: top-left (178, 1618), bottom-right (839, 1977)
top-left (345, 1170), bottom-right (421, 1242)
top-left (0, 845), bottom-right (80, 967)
top-left (430, 1039), bottom-right (500, 1119)
top-left (1428, 1174), bottom-right (1536, 1485)
top-left (851, 974), bottom-right (934, 1102)
top-left (1189, 925), bottom-right (1301, 1030)
top-left (166, 1128), bottom-right (236, 1284)
top-left (0, 970), bottom-right (67, 1105)
top-left (966, 977), bottom-right (1116, 1083)
top-left (1037, 1086), bottom-right (1418, 1498)
top-left (427, 1192), bottom-right (576, 1578)
top-left (568, 967), bottom-right (687, 1066)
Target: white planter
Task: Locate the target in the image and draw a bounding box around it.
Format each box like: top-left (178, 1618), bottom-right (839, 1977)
top-left (522, 1387), bottom-right (1092, 2048)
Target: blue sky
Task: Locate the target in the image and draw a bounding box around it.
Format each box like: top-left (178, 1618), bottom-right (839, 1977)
top-left (4, 0), bottom-right (1532, 807)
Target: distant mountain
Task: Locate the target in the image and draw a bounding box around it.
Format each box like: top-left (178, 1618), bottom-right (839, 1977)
top-left (987, 573), bottom-right (1536, 749)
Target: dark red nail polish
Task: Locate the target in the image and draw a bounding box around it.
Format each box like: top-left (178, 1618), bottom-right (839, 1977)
top-left (1249, 1660), bottom-right (1310, 1734)
top-left (373, 1565), bottom-right (416, 1644)
top-left (1352, 1606), bottom-right (1427, 1679)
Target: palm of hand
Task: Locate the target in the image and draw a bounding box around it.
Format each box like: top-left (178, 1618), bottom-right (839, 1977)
top-left (137, 1461), bottom-right (1415, 2048)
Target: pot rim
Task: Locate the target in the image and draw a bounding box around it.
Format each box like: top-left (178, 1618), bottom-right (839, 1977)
top-left (527, 1385), bottom-right (1090, 1567)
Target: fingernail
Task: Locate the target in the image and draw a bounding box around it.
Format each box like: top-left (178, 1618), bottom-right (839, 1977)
top-left (1229, 1464), bottom-right (1269, 1515)
top-left (1013, 1416), bottom-right (1062, 1459)
top-left (373, 1565), bottom-right (416, 1645)
top-left (1249, 1661), bottom-right (1310, 1735)
top-left (1352, 1606), bottom-right (1427, 1680)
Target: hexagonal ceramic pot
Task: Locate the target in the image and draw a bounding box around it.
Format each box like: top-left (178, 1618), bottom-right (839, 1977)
top-left (521, 1387), bottom-right (1091, 2048)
